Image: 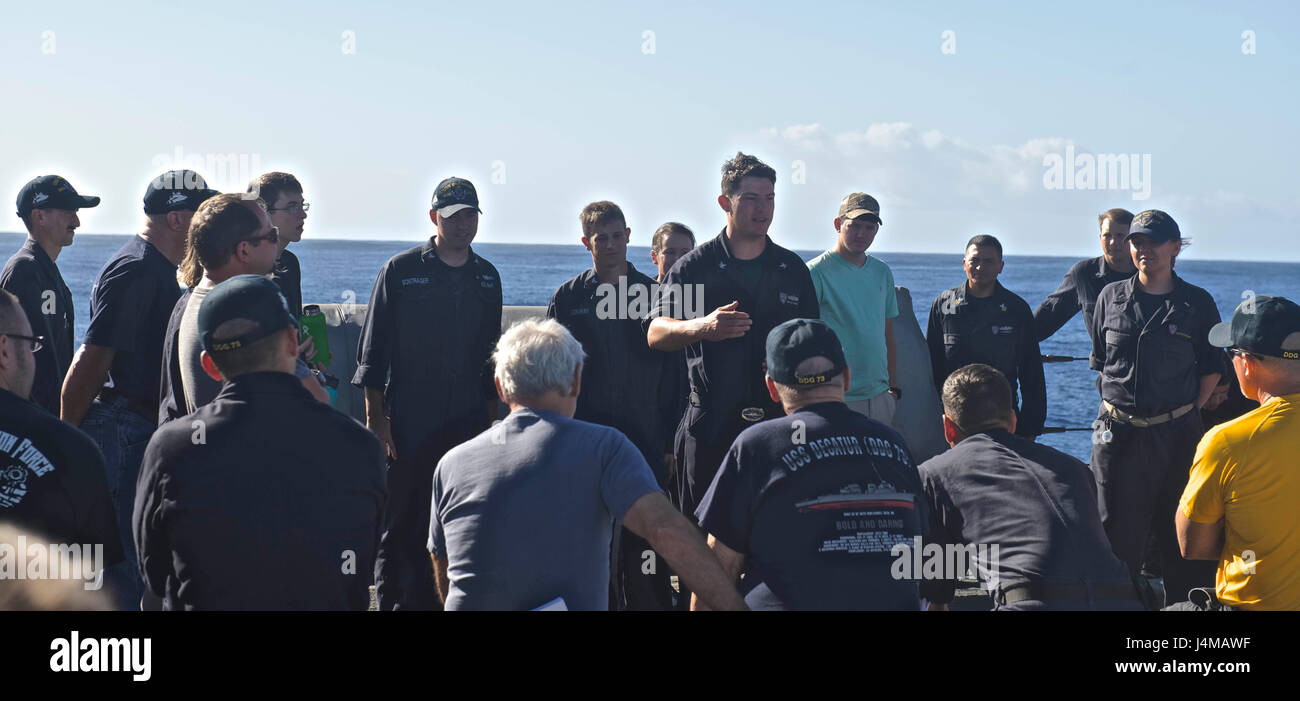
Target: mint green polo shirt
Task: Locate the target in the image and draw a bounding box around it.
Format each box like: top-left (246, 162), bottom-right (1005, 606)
top-left (807, 250), bottom-right (898, 401)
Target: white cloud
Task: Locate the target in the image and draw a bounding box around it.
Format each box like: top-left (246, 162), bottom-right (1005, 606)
top-left (754, 123), bottom-right (1297, 260)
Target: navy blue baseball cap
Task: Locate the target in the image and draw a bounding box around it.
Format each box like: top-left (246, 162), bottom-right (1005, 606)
top-left (431, 177), bottom-right (482, 217)
top-left (15, 175), bottom-right (100, 217)
top-left (1126, 209), bottom-right (1181, 244)
top-left (199, 275), bottom-right (299, 354)
top-left (144, 170), bottom-right (219, 214)
top-left (1209, 295), bottom-right (1300, 360)
top-left (766, 318), bottom-right (848, 386)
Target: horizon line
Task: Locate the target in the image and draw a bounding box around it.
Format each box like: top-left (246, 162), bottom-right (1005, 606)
top-left (2, 230), bottom-right (1297, 266)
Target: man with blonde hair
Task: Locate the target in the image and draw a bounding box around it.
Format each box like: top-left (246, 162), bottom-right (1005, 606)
top-left (428, 318), bottom-right (744, 611)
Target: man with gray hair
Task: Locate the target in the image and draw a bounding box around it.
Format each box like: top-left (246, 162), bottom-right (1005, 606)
top-left (427, 318), bottom-right (744, 610)
top-left (917, 363), bottom-right (1142, 610)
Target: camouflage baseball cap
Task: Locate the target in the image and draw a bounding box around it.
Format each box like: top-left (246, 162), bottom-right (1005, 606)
top-left (837, 192), bottom-right (882, 225)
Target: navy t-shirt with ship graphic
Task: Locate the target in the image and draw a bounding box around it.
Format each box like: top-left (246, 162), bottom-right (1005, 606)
top-left (695, 401), bottom-right (928, 610)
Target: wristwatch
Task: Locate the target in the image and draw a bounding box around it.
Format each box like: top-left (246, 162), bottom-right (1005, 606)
top-left (888, 386), bottom-right (903, 400)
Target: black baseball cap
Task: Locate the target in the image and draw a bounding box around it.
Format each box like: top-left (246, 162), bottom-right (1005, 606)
top-left (15, 175), bottom-right (100, 217)
top-left (1209, 294), bottom-right (1300, 360)
top-left (1126, 209), bottom-right (1181, 244)
top-left (766, 318), bottom-right (848, 386)
top-left (431, 177), bottom-right (482, 217)
top-left (199, 275), bottom-right (299, 354)
top-left (143, 170), bottom-right (220, 215)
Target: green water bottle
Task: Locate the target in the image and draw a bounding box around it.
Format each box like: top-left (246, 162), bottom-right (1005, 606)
top-left (300, 304), bottom-right (332, 367)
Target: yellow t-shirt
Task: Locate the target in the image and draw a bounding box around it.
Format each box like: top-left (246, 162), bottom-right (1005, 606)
top-left (1180, 392), bottom-right (1300, 610)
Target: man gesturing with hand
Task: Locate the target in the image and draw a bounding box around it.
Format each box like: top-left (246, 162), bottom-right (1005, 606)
top-left (648, 152), bottom-right (818, 522)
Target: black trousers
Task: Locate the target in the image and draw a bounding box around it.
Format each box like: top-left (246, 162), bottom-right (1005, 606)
top-left (1090, 409), bottom-right (1216, 607)
top-left (375, 412), bottom-right (487, 611)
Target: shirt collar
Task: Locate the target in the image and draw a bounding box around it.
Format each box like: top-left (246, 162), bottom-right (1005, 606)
top-left (21, 237), bottom-right (61, 280)
top-left (716, 227), bottom-right (772, 264)
top-left (421, 238), bottom-right (481, 270)
top-left (214, 371), bottom-right (313, 401)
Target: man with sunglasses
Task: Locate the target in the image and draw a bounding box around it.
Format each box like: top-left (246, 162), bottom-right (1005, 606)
top-left (160, 194), bottom-right (328, 422)
top-left (1176, 295), bottom-right (1300, 610)
top-left (2, 175), bottom-right (100, 415)
top-left (60, 171), bottom-right (216, 609)
top-left (0, 289), bottom-right (124, 592)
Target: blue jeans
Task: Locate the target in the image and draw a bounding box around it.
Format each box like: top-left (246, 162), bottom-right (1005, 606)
top-left (81, 397), bottom-right (156, 610)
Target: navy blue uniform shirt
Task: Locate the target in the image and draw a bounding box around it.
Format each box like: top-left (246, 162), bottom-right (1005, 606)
top-left (918, 430), bottom-right (1134, 606)
top-left (0, 239), bottom-right (75, 414)
top-left (0, 386), bottom-right (123, 566)
top-left (695, 401), bottom-right (926, 610)
top-left (1089, 273), bottom-right (1226, 416)
top-left (649, 230), bottom-right (819, 442)
top-left (84, 236), bottom-right (181, 417)
top-left (926, 281), bottom-right (1046, 437)
top-left (547, 262), bottom-right (674, 482)
top-left (133, 372), bottom-right (387, 610)
top-left (1033, 255), bottom-right (1134, 343)
top-left (271, 248), bottom-right (303, 323)
top-left (353, 241), bottom-right (502, 451)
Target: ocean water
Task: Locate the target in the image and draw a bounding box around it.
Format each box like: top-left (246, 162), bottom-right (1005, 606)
top-left (5, 232), bottom-right (1299, 463)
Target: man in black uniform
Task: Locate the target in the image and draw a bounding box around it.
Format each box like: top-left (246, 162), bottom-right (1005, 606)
top-left (134, 276), bottom-right (385, 610)
top-left (926, 234), bottom-right (1045, 438)
top-left (918, 364), bottom-right (1143, 610)
top-left (648, 152), bottom-right (819, 520)
top-left (1, 175), bottom-right (100, 415)
top-left (1089, 210), bottom-right (1223, 606)
top-left (547, 201), bottom-right (675, 610)
top-left (248, 172), bottom-right (309, 322)
top-left (354, 176), bottom-right (502, 610)
top-left (694, 319), bottom-right (925, 610)
top-left (59, 170), bottom-right (216, 609)
top-left (1033, 208), bottom-right (1136, 343)
top-left (0, 289), bottom-right (124, 596)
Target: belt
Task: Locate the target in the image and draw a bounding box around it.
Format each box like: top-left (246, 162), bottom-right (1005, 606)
top-left (687, 391), bottom-right (766, 423)
top-left (98, 388), bottom-right (156, 422)
top-left (1101, 400), bottom-right (1194, 428)
top-left (997, 581), bottom-right (1140, 606)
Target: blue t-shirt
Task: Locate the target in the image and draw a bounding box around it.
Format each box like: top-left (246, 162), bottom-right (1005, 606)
top-left (695, 401), bottom-right (927, 610)
top-left (428, 408), bottom-right (662, 610)
top-left (85, 235), bottom-right (181, 413)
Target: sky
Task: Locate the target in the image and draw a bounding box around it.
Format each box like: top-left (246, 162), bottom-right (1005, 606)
top-left (2, 0), bottom-right (1297, 261)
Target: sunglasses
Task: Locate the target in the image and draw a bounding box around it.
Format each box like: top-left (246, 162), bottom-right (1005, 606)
top-left (1, 333), bottom-right (44, 353)
top-left (1228, 347), bottom-right (1261, 360)
top-left (240, 226), bottom-right (280, 247)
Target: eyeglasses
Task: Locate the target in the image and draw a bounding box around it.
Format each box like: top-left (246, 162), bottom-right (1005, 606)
top-left (1, 333), bottom-right (44, 353)
top-left (1229, 347), bottom-right (1261, 360)
top-left (267, 202), bottom-right (309, 214)
top-left (240, 226), bottom-right (280, 247)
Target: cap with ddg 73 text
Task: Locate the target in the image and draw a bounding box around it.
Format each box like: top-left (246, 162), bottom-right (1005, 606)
top-left (1209, 294), bottom-right (1300, 360)
top-left (837, 193), bottom-right (882, 225)
top-left (199, 274), bottom-right (299, 354)
top-left (766, 318), bottom-right (848, 386)
top-left (1126, 209), bottom-right (1180, 243)
top-left (143, 170), bottom-right (220, 215)
top-left (15, 175), bottom-right (101, 217)
top-left (431, 177), bottom-right (482, 218)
